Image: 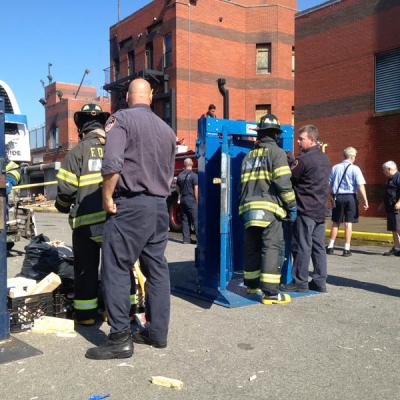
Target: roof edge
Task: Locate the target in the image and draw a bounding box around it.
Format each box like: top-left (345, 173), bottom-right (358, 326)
top-left (296, 0), bottom-right (342, 18)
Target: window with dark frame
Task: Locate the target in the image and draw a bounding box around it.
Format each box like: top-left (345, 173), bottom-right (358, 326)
top-left (49, 127), bottom-right (59, 149)
top-left (256, 43), bottom-right (271, 74)
top-left (113, 58), bottom-right (120, 81)
top-left (128, 50), bottom-right (135, 75)
top-left (255, 104), bottom-right (272, 122)
top-left (292, 46), bottom-right (295, 74)
top-left (146, 42), bottom-right (153, 70)
top-left (375, 48), bottom-right (400, 113)
top-left (164, 33), bottom-right (172, 68)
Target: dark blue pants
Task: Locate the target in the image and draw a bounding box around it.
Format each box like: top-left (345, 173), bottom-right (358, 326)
top-left (292, 215), bottom-right (327, 290)
top-left (243, 221), bottom-right (284, 296)
top-left (181, 199), bottom-right (198, 243)
top-left (72, 226), bottom-right (100, 320)
top-left (102, 194), bottom-right (170, 343)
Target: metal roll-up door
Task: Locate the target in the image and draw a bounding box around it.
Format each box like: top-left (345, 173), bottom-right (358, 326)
top-left (375, 48), bottom-right (400, 113)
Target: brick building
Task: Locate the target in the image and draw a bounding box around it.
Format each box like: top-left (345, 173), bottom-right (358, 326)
top-left (28, 82), bottom-right (110, 199)
top-left (295, 0), bottom-right (400, 215)
top-left (104, 0), bottom-right (296, 150)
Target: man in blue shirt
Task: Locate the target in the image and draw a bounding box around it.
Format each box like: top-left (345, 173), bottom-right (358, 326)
top-left (327, 147), bottom-right (368, 256)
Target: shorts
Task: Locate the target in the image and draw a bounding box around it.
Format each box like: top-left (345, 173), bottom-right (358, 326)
top-left (387, 212), bottom-right (400, 231)
top-left (332, 194), bottom-right (359, 223)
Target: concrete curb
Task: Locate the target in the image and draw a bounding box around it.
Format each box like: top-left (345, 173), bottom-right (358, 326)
top-left (325, 229), bottom-right (392, 243)
top-left (29, 206), bottom-right (59, 213)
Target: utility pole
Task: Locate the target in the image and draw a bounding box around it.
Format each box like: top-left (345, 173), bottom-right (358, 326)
top-left (118, 0), bottom-right (120, 21)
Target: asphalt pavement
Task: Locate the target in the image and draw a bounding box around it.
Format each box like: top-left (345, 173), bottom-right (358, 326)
top-left (2, 212), bottom-right (400, 400)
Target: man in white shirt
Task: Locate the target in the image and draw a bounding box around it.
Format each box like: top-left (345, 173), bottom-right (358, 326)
top-left (327, 147), bottom-right (368, 256)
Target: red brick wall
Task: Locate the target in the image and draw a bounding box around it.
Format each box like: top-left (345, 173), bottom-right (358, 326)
top-left (295, 0), bottom-right (400, 216)
top-left (108, 0), bottom-right (296, 149)
top-left (43, 82), bottom-right (110, 163)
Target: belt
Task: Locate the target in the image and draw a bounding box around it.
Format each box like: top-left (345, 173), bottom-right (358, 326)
top-left (113, 191), bottom-right (164, 199)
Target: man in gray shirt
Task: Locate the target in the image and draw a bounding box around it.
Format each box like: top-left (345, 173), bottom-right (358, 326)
top-left (86, 78), bottom-right (175, 360)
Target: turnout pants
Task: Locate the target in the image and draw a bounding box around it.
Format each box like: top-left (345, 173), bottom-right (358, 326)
top-left (243, 220), bottom-right (284, 296)
top-left (72, 226), bottom-right (101, 320)
top-left (292, 215), bottom-right (327, 290)
top-left (102, 194), bottom-right (170, 343)
top-left (181, 199), bottom-right (198, 243)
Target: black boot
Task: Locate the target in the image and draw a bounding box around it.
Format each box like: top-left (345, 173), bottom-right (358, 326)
top-left (85, 331), bottom-right (133, 360)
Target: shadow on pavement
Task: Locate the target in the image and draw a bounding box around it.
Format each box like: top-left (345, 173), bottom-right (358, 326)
top-left (169, 261), bottom-right (214, 309)
top-left (75, 322), bottom-right (108, 346)
top-left (327, 275), bottom-right (400, 298)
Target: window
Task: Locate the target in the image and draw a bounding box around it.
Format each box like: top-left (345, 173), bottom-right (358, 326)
top-left (128, 50), bottom-right (135, 75)
top-left (256, 43), bottom-right (271, 74)
top-left (164, 33), bottom-right (172, 68)
top-left (255, 104), bottom-right (271, 122)
top-left (291, 106), bottom-right (295, 126)
top-left (113, 58), bottom-right (120, 81)
top-left (375, 48), bottom-right (400, 113)
top-left (49, 127), bottom-right (59, 149)
top-left (146, 42), bottom-right (153, 70)
top-left (292, 46), bottom-right (295, 74)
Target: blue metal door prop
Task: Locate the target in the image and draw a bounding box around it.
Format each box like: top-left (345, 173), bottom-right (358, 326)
top-left (172, 117), bottom-right (295, 307)
top-left (0, 97), bottom-right (9, 339)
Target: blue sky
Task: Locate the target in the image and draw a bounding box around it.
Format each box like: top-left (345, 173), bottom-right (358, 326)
top-left (1, 0), bottom-right (323, 128)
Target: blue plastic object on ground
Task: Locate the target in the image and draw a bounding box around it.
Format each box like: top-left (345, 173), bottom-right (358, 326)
top-left (87, 395), bottom-right (111, 400)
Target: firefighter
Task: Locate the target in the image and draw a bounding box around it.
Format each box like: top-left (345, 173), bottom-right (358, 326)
top-left (5, 160), bottom-right (21, 195)
top-left (239, 114), bottom-right (297, 304)
top-left (55, 103), bottom-right (110, 325)
top-left (5, 159), bottom-right (21, 251)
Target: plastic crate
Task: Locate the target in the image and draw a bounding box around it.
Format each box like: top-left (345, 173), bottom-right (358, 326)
top-left (54, 292), bottom-right (73, 319)
top-left (8, 293), bottom-right (54, 333)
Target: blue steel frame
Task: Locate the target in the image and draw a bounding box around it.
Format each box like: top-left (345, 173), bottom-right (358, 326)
top-left (190, 117), bottom-right (294, 307)
top-left (0, 97), bottom-right (10, 339)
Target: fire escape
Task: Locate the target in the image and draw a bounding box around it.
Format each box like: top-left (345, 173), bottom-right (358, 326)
top-left (103, 19), bottom-right (176, 130)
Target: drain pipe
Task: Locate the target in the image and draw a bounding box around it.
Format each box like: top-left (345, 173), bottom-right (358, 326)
top-left (217, 78), bottom-right (229, 119)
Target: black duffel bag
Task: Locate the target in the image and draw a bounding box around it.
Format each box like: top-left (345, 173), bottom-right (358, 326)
top-left (20, 234), bottom-right (74, 291)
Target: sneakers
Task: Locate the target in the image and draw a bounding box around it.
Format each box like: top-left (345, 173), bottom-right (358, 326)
top-left (246, 288), bottom-right (263, 295)
top-left (326, 247), bottom-right (334, 255)
top-left (85, 331), bottom-right (133, 360)
top-left (308, 280), bottom-right (327, 293)
top-left (280, 283), bottom-right (308, 292)
top-left (383, 247), bottom-right (400, 256)
top-left (342, 250), bottom-right (352, 257)
top-left (261, 293), bottom-right (291, 305)
top-left (132, 330), bottom-right (167, 349)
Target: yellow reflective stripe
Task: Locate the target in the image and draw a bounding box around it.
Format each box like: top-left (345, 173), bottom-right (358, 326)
top-left (90, 235), bottom-right (103, 243)
top-left (281, 191), bottom-right (296, 201)
top-left (6, 161), bottom-right (19, 172)
top-left (272, 166), bottom-right (291, 179)
top-left (241, 170), bottom-right (272, 183)
top-left (74, 298), bottom-right (98, 310)
top-left (244, 220), bottom-right (271, 229)
top-left (57, 168), bottom-right (79, 186)
top-left (244, 270), bottom-right (261, 279)
top-left (130, 294), bottom-right (138, 305)
top-left (79, 173), bottom-right (103, 187)
top-left (8, 170), bottom-right (20, 181)
top-left (239, 201), bottom-right (286, 218)
top-left (260, 273), bottom-right (281, 284)
top-left (72, 211), bottom-right (107, 229)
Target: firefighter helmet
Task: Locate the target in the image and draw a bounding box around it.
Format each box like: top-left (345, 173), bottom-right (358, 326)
top-left (74, 104), bottom-right (110, 131)
top-left (252, 113), bottom-right (282, 133)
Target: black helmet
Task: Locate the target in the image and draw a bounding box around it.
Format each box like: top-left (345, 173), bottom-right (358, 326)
top-left (74, 104), bottom-right (110, 131)
top-left (252, 113), bottom-right (282, 133)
